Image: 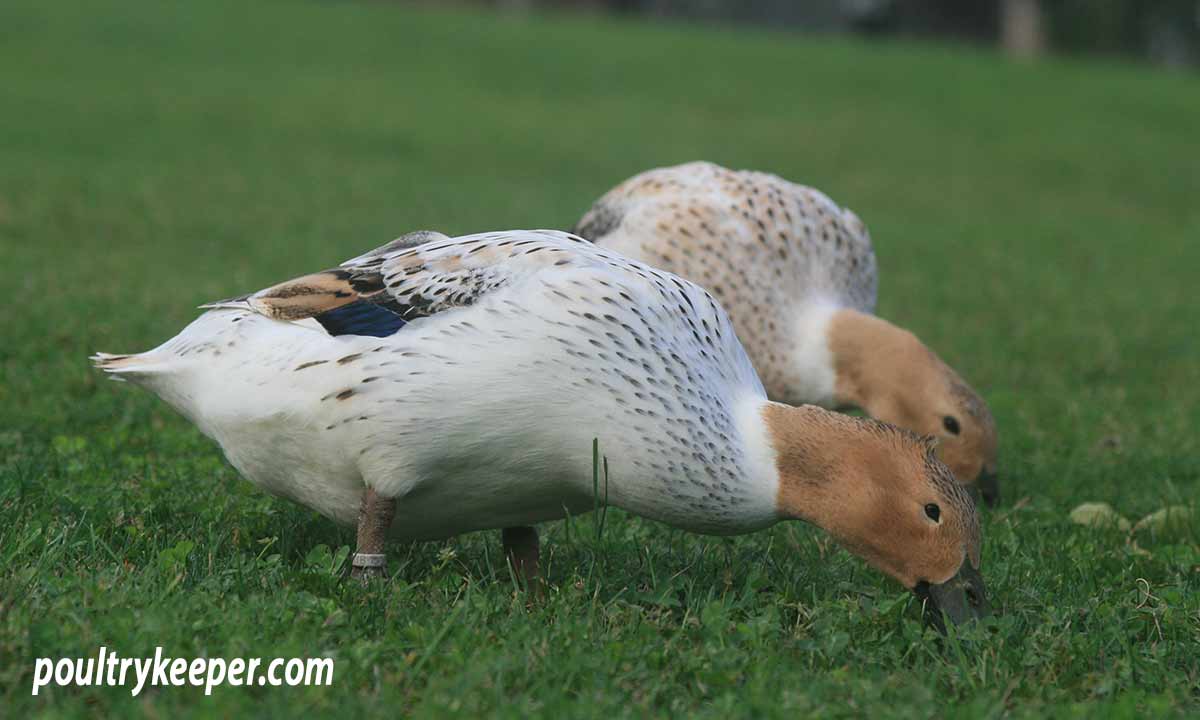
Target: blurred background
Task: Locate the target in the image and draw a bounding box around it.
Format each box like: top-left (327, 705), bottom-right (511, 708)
top-left (486, 0), bottom-right (1200, 68)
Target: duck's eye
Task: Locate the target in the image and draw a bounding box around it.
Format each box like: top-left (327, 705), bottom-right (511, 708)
top-left (943, 416), bottom-right (961, 435)
top-left (924, 503), bottom-right (941, 522)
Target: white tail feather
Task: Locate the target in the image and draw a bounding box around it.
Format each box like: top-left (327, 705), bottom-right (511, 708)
top-left (90, 352), bottom-right (167, 381)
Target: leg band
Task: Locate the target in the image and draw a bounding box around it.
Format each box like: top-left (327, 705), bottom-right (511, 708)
top-left (352, 553), bottom-right (387, 568)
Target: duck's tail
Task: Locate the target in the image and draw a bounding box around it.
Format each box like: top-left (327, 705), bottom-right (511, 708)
top-left (90, 351), bottom-right (167, 384)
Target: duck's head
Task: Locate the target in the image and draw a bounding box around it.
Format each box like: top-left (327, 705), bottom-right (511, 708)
top-left (828, 309), bottom-right (1000, 506)
top-left (765, 403), bottom-right (989, 629)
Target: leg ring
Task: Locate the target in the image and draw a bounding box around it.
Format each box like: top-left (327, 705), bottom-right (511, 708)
top-left (352, 553), bottom-right (387, 568)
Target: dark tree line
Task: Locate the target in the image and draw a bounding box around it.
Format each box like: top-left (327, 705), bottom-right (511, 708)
top-left (491, 0), bottom-right (1199, 68)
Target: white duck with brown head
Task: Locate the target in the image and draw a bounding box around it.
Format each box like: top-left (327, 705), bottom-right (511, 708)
top-left (576, 162), bottom-right (1000, 505)
top-left (94, 229), bottom-right (987, 625)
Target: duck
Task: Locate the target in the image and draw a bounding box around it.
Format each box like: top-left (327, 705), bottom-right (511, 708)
top-left (574, 162), bottom-right (1000, 505)
top-left (93, 228), bottom-right (987, 625)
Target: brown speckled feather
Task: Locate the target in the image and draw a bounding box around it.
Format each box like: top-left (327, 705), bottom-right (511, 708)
top-left (576, 161), bottom-right (877, 361)
top-left (202, 230), bottom-right (599, 327)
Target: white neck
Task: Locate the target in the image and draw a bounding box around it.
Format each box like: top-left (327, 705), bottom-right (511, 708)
top-left (731, 393), bottom-right (783, 522)
top-left (778, 301), bottom-right (840, 408)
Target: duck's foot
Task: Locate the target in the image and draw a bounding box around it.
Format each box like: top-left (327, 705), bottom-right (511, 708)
top-left (351, 487), bottom-right (396, 583)
top-left (502, 525), bottom-right (542, 595)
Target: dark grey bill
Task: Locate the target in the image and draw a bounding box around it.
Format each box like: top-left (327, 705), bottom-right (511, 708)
top-left (913, 562), bottom-right (989, 633)
top-left (976, 467), bottom-right (1000, 508)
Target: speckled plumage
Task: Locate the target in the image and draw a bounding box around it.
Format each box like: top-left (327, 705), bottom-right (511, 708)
top-left (94, 230), bottom-right (780, 539)
top-left (576, 161), bottom-right (877, 406)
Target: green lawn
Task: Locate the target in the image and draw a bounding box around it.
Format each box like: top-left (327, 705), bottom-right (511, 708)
top-left (2, 0), bottom-right (1198, 716)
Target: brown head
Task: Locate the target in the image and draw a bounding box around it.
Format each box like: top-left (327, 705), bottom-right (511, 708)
top-left (764, 402), bottom-right (989, 628)
top-left (828, 309), bottom-right (1000, 506)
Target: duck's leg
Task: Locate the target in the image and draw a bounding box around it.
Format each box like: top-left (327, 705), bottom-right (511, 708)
top-left (351, 488), bottom-right (396, 582)
top-left (502, 526), bottom-right (541, 593)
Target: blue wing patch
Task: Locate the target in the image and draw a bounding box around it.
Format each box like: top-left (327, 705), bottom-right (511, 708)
top-left (314, 302), bottom-right (406, 338)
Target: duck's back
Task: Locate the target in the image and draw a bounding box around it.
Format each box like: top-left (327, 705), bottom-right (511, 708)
top-left (576, 162), bottom-right (877, 393)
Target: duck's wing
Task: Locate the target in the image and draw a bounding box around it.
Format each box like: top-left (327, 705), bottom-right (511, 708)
top-left (201, 230), bottom-right (595, 338)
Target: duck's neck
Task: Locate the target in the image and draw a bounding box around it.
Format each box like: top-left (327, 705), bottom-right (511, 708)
top-left (730, 395), bottom-right (792, 524)
top-left (758, 402), bottom-right (875, 532)
top-left (823, 308), bottom-right (928, 418)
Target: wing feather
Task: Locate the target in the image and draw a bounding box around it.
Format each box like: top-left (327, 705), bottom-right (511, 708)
top-left (201, 230), bottom-right (595, 337)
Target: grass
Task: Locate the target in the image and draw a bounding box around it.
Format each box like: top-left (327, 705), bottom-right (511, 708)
top-left (1, 0), bottom-right (1198, 716)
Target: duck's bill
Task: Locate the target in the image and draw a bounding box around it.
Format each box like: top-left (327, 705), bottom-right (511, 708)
top-left (976, 468), bottom-right (1000, 508)
top-left (914, 562), bottom-right (989, 633)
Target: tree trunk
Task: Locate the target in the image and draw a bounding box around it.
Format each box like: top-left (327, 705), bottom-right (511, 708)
top-left (1000, 0), bottom-right (1046, 60)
